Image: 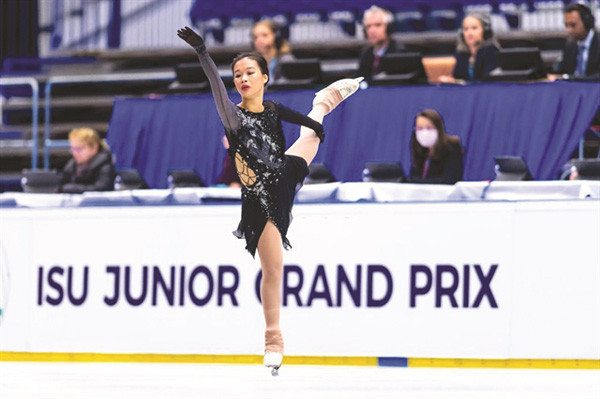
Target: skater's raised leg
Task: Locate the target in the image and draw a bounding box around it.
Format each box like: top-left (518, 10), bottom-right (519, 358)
top-left (286, 77), bottom-right (364, 166)
top-left (285, 104), bottom-right (327, 166)
top-left (312, 77), bottom-right (363, 115)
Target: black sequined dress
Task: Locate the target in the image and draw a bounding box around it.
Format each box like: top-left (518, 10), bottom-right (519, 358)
top-left (194, 45), bottom-right (324, 257)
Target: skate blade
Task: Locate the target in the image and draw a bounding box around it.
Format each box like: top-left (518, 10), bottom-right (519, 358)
top-left (270, 366), bottom-right (279, 376)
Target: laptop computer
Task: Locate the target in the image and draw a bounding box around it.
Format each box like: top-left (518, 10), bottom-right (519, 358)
top-left (493, 156), bottom-right (533, 181)
top-left (21, 169), bottom-right (61, 193)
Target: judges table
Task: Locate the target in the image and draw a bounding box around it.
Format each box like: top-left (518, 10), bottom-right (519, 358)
top-left (2, 180), bottom-right (599, 207)
top-left (1, 181), bottom-right (599, 362)
top-left (106, 81), bottom-right (600, 189)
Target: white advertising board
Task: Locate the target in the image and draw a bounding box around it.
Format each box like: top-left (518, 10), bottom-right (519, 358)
top-left (0, 201), bottom-right (598, 359)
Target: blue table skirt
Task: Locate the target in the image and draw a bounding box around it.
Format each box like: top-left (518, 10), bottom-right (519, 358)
top-left (106, 81), bottom-right (600, 189)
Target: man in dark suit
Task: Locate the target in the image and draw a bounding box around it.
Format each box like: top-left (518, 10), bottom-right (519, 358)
top-left (552, 3), bottom-right (600, 164)
top-left (553, 3), bottom-right (600, 80)
top-left (356, 5), bottom-right (405, 82)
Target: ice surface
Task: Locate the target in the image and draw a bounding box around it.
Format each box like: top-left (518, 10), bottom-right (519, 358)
top-left (1, 361), bottom-right (598, 399)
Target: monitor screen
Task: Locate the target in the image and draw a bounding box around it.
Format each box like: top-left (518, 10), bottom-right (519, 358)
top-left (494, 156), bottom-right (533, 180)
top-left (373, 53), bottom-right (428, 84)
top-left (572, 160), bottom-right (600, 178)
top-left (499, 48), bottom-right (543, 72)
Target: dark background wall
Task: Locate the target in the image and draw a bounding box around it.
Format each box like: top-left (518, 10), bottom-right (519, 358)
top-left (1, 0), bottom-right (39, 70)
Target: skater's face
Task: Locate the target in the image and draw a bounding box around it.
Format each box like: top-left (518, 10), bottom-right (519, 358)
top-left (233, 58), bottom-right (268, 98)
top-left (364, 12), bottom-right (389, 47)
top-left (252, 23), bottom-right (276, 55)
top-left (462, 16), bottom-right (485, 48)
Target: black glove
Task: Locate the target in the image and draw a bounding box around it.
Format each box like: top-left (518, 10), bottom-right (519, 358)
top-left (177, 26), bottom-right (204, 47)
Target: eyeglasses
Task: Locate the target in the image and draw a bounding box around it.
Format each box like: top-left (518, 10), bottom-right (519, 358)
top-left (69, 145), bottom-right (87, 153)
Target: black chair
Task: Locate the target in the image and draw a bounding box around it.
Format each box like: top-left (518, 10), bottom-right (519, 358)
top-left (371, 53), bottom-right (428, 85)
top-left (168, 169), bottom-right (205, 188)
top-left (167, 63), bottom-right (210, 93)
top-left (21, 169), bottom-right (61, 193)
top-left (304, 163), bottom-right (336, 185)
top-left (571, 159), bottom-right (600, 180)
top-left (114, 168), bottom-right (147, 190)
top-left (486, 48), bottom-right (545, 81)
top-left (362, 162), bottom-right (406, 183)
top-left (493, 156), bottom-right (533, 181)
top-left (269, 58), bottom-right (322, 90)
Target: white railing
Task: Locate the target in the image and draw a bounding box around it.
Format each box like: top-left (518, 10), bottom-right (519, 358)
top-left (0, 77), bottom-right (40, 169)
top-left (42, 71), bottom-right (175, 169)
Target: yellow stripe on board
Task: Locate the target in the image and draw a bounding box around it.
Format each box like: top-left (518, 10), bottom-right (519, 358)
top-left (409, 358), bottom-right (600, 369)
top-left (285, 356), bottom-right (377, 366)
top-left (0, 352), bottom-right (375, 366)
top-left (0, 352), bottom-right (262, 364)
top-left (1, 352), bottom-right (598, 369)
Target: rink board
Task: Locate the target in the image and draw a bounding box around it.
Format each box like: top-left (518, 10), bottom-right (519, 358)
top-left (0, 201), bottom-right (599, 366)
top-left (1, 351), bottom-right (599, 369)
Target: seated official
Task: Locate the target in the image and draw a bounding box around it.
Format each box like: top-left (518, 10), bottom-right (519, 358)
top-left (439, 14), bottom-right (500, 83)
top-left (356, 5), bottom-right (405, 83)
top-left (60, 128), bottom-right (115, 193)
top-left (409, 109), bottom-right (463, 185)
top-left (551, 3), bottom-right (600, 80)
top-left (251, 19), bottom-right (294, 84)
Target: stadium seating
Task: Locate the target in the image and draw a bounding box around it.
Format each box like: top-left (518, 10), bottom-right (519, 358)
top-left (1, 0), bottom-right (599, 191)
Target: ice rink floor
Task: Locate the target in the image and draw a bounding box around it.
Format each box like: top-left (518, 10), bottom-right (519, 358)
top-left (1, 361), bottom-right (599, 399)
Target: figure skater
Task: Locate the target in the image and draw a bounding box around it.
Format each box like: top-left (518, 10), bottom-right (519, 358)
top-left (177, 26), bottom-right (362, 375)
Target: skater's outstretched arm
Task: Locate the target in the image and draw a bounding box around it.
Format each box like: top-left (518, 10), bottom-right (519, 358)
top-left (272, 102), bottom-right (324, 142)
top-left (177, 27), bottom-right (240, 131)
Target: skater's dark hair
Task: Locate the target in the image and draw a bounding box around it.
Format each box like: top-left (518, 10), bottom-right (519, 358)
top-left (231, 52), bottom-right (270, 86)
top-left (410, 109), bottom-right (460, 170)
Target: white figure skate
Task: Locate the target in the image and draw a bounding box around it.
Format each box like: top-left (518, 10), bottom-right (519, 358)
top-left (312, 77), bottom-right (364, 115)
top-left (264, 328), bottom-right (284, 376)
top-left (264, 351), bottom-right (283, 376)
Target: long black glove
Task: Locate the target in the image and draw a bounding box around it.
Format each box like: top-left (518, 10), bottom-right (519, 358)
top-left (177, 26), bottom-right (204, 48)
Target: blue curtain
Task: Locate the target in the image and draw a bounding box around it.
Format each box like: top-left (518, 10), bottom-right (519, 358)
top-left (106, 81), bottom-right (600, 188)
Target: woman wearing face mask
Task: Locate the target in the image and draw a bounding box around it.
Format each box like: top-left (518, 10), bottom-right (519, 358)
top-left (177, 26), bottom-right (363, 375)
top-left (439, 14), bottom-right (500, 83)
top-left (60, 127), bottom-right (115, 193)
top-left (251, 19), bottom-right (294, 84)
top-left (409, 109), bottom-right (463, 184)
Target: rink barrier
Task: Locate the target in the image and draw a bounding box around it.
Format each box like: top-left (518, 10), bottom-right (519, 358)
top-left (406, 358), bottom-right (600, 369)
top-left (2, 203), bottom-right (598, 360)
top-left (1, 352), bottom-right (598, 369)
